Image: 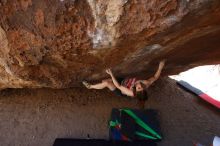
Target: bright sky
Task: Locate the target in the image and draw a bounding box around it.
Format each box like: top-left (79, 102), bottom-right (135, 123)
top-left (170, 65), bottom-right (220, 102)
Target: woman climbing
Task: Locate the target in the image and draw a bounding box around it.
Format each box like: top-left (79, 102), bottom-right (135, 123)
top-left (82, 60), bottom-right (165, 108)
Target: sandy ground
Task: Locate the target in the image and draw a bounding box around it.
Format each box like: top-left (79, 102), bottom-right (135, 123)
top-left (0, 78), bottom-right (219, 146)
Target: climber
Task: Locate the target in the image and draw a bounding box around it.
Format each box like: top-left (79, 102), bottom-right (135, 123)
top-left (82, 60), bottom-right (165, 108)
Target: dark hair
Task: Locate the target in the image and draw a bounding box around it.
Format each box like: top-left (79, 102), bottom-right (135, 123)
top-left (133, 82), bottom-right (148, 109)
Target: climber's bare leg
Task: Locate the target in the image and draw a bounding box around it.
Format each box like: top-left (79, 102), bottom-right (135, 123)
top-left (83, 79), bottom-right (116, 91)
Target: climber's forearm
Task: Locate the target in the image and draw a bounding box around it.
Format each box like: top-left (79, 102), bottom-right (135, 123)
top-left (153, 62), bottom-right (164, 79)
top-left (109, 73), bottom-right (120, 89)
top-left (142, 60), bottom-right (165, 87)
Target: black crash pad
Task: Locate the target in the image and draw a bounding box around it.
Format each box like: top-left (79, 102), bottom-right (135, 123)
top-left (53, 139), bottom-right (157, 146)
top-left (109, 108), bottom-right (162, 141)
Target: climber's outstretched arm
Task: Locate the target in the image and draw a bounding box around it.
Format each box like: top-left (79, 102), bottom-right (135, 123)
top-left (106, 69), bottom-right (134, 97)
top-left (142, 60), bottom-right (165, 88)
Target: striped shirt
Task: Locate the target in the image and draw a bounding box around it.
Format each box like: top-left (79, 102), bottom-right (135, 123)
top-left (121, 78), bottom-right (137, 90)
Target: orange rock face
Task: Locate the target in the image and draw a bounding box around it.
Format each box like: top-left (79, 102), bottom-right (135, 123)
top-left (0, 0), bottom-right (220, 89)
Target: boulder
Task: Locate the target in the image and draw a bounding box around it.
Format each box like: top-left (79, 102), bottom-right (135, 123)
top-left (0, 0), bottom-right (220, 88)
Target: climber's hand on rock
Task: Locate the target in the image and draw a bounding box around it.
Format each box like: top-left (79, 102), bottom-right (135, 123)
top-left (106, 69), bottom-right (113, 75)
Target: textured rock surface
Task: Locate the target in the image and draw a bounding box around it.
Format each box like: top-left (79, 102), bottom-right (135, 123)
top-left (0, 0), bottom-right (220, 89)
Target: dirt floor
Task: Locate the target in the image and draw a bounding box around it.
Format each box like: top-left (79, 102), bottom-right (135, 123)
top-left (0, 78), bottom-right (219, 146)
